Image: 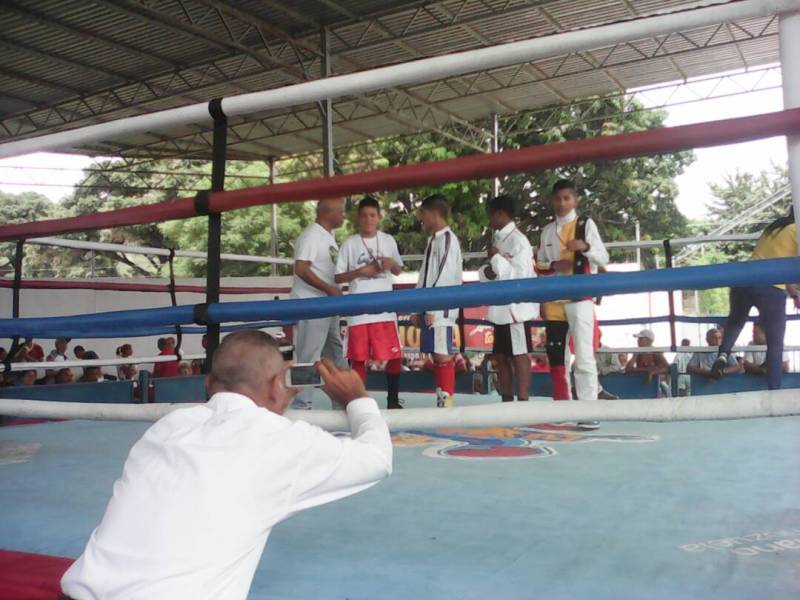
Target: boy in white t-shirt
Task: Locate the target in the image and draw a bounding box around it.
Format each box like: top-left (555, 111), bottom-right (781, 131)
top-left (411, 193), bottom-right (463, 408)
top-left (478, 195), bottom-right (538, 403)
top-left (335, 196), bottom-right (405, 409)
top-left (290, 198), bottom-right (347, 409)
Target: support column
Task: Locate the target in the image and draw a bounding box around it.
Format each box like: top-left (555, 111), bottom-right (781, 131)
top-left (491, 112), bottom-right (500, 197)
top-left (268, 157), bottom-right (278, 276)
top-left (320, 27), bottom-right (334, 178)
top-left (779, 11), bottom-right (800, 254)
top-left (205, 100), bottom-right (227, 371)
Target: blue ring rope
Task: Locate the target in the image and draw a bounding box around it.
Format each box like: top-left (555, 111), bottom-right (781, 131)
top-left (1, 258), bottom-right (798, 338)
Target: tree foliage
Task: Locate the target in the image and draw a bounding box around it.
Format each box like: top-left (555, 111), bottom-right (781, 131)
top-left (680, 164), bottom-right (789, 315)
top-left (2, 95), bottom-right (696, 277)
top-left (691, 165), bottom-right (791, 263)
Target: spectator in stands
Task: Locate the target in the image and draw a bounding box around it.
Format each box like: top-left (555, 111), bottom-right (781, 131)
top-left (152, 337), bottom-right (180, 378)
top-left (744, 322), bottom-right (790, 376)
top-left (74, 345), bottom-right (86, 360)
top-left (688, 328), bottom-right (742, 378)
top-left (673, 338), bottom-right (692, 396)
top-left (22, 338), bottom-right (45, 362)
top-left (116, 344), bottom-right (138, 381)
top-left (179, 362), bottom-right (191, 377)
top-left (625, 329), bottom-right (669, 384)
top-left (37, 371), bottom-right (57, 385)
top-left (78, 351), bottom-right (104, 383)
top-left (56, 368), bottom-right (74, 385)
top-left (596, 343), bottom-right (625, 376)
top-left (48, 338), bottom-right (69, 363)
top-left (16, 369), bottom-right (37, 386)
top-left (453, 352), bottom-right (469, 374)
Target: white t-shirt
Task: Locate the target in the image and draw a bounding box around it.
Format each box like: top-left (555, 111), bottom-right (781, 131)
top-left (743, 349), bottom-right (790, 366)
top-left (336, 232), bottom-right (403, 326)
top-left (290, 222), bottom-right (339, 299)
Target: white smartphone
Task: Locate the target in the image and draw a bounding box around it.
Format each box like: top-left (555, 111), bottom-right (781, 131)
top-left (285, 363), bottom-right (323, 388)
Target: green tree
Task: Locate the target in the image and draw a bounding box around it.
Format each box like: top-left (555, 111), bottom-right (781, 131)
top-left (0, 191), bottom-right (57, 278)
top-left (345, 97), bottom-right (693, 266)
top-left (692, 165), bottom-right (790, 262)
top-left (501, 97), bottom-right (693, 266)
top-left (680, 165), bottom-right (790, 316)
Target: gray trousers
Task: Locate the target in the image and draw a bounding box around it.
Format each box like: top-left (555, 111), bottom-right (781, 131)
top-left (293, 316), bottom-right (346, 406)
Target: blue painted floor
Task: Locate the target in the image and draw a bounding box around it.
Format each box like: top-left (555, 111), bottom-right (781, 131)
top-left (2, 393), bottom-right (799, 599)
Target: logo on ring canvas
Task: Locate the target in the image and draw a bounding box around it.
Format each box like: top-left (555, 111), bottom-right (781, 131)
top-left (391, 424), bottom-right (657, 460)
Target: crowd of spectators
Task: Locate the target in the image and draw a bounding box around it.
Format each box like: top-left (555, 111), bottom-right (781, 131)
top-left (0, 335), bottom-right (202, 388)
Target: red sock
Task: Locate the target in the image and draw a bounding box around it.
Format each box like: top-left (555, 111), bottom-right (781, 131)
top-left (386, 358), bottom-right (402, 375)
top-left (434, 361), bottom-right (455, 395)
top-left (352, 361), bottom-right (367, 383)
top-left (550, 365), bottom-right (570, 401)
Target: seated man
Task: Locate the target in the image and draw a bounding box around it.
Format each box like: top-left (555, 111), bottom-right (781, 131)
top-left (60, 330), bottom-right (391, 600)
top-left (625, 329), bottom-right (670, 396)
top-left (744, 322), bottom-right (790, 375)
top-left (625, 329), bottom-right (669, 383)
top-left (687, 328), bottom-right (742, 378)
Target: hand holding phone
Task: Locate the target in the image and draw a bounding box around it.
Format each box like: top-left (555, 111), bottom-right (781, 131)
top-left (317, 358), bottom-right (366, 407)
top-left (285, 363), bottom-right (323, 388)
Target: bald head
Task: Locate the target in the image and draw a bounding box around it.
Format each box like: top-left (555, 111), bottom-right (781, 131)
top-left (207, 330), bottom-right (283, 399)
top-left (316, 198), bottom-right (345, 230)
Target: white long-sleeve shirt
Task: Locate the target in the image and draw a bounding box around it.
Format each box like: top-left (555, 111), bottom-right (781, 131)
top-left (478, 222), bottom-right (538, 324)
top-left (416, 226), bottom-right (463, 326)
top-left (61, 392), bottom-right (392, 600)
top-left (537, 210), bottom-right (609, 274)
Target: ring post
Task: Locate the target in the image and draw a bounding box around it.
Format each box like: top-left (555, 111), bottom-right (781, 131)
top-left (663, 239), bottom-right (678, 351)
top-left (779, 11), bottom-right (800, 255)
top-left (205, 99), bottom-right (227, 371)
top-left (4, 241), bottom-right (25, 372)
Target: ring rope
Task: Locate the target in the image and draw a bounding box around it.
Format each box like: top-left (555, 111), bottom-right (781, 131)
top-left (1, 258), bottom-right (796, 339)
top-left (0, 390), bottom-right (797, 429)
top-left (1, 109), bottom-right (799, 242)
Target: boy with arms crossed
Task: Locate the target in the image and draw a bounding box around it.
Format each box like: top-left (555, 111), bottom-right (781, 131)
top-left (478, 195), bottom-right (538, 402)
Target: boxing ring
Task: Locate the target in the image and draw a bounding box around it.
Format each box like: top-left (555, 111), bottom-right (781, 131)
top-left (1, 396), bottom-right (800, 599)
top-left (3, 3), bottom-right (800, 595)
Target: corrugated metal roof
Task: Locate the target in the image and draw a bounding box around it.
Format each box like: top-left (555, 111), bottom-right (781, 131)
top-left (0, 0), bottom-right (783, 160)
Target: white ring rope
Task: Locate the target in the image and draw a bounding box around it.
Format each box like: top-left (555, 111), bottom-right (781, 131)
top-left (0, 390), bottom-right (797, 430)
top-left (23, 233), bottom-right (762, 266)
top-left (27, 237), bottom-right (294, 265)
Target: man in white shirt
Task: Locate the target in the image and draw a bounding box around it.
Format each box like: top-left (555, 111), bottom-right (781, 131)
top-left (412, 193), bottom-right (463, 407)
top-left (478, 195), bottom-right (538, 402)
top-left (291, 198), bottom-right (347, 408)
top-left (60, 330), bottom-right (392, 600)
top-left (335, 196), bottom-right (405, 409)
top-left (744, 321), bottom-right (790, 375)
top-left (537, 179), bottom-right (608, 428)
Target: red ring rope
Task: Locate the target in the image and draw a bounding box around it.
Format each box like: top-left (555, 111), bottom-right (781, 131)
top-left (2, 108), bottom-right (799, 242)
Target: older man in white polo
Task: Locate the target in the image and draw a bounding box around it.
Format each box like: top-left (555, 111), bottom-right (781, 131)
top-left (60, 330), bottom-right (392, 600)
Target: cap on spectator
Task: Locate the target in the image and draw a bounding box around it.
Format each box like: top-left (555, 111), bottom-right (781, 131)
top-left (633, 329), bottom-right (655, 342)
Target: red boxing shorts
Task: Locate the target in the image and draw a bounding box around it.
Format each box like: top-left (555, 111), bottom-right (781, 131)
top-left (346, 321), bottom-right (402, 362)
